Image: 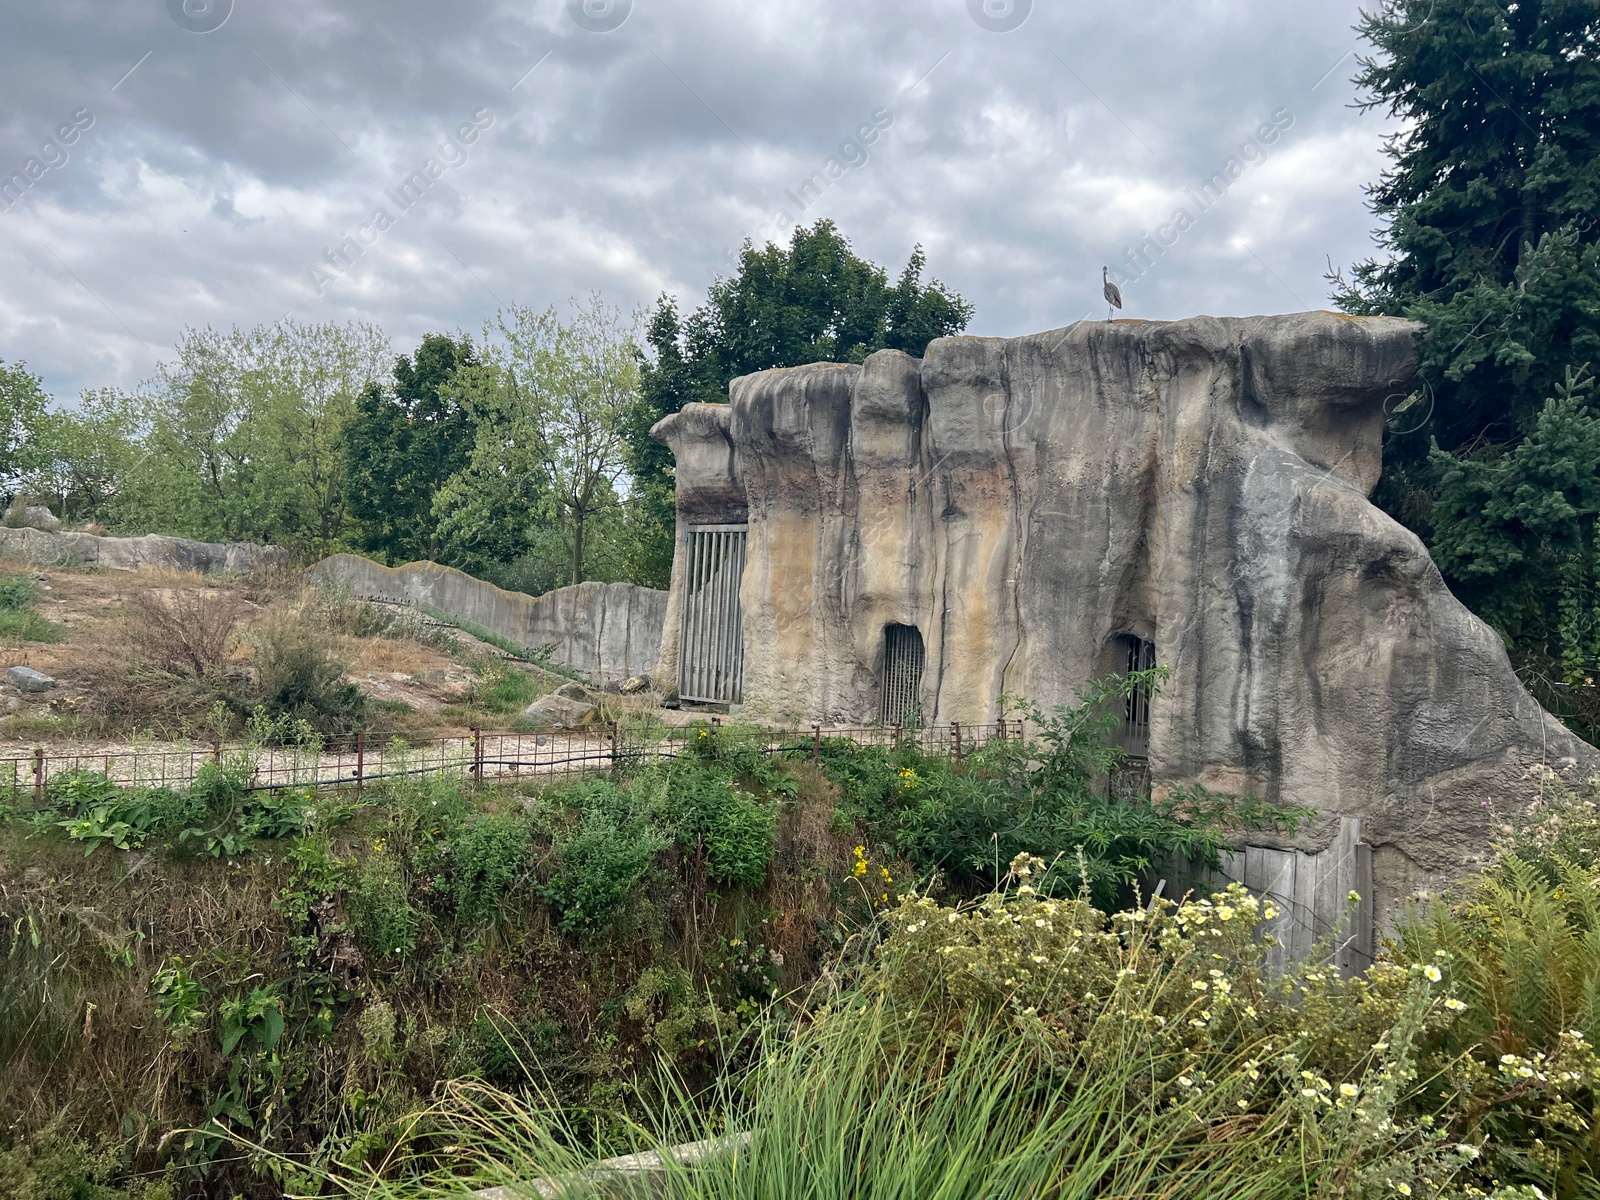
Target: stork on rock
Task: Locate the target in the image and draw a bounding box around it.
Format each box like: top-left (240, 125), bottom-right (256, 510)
top-left (1102, 266), bottom-right (1123, 321)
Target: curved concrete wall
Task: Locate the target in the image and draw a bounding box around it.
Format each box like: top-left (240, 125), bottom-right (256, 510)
top-left (310, 554), bottom-right (666, 685)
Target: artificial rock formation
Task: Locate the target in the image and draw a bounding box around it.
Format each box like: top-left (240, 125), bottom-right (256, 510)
top-left (651, 311), bottom-right (1598, 912)
top-left (312, 554), bottom-right (666, 686)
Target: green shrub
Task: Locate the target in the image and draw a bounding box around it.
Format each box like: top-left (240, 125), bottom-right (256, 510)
top-left (470, 660), bottom-right (541, 714)
top-left (0, 1125), bottom-right (174, 1200)
top-left (1397, 847), bottom-right (1600, 1195)
top-left (349, 850), bottom-right (421, 961)
top-left (0, 571), bottom-right (64, 644)
top-left (541, 781), bottom-right (665, 934)
top-left (819, 672), bottom-right (1308, 906)
top-left (0, 573), bottom-right (39, 610)
top-left (663, 758), bottom-right (778, 888)
top-left (451, 810), bottom-right (534, 928)
top-left (248, 625), bottom-right (367, 737)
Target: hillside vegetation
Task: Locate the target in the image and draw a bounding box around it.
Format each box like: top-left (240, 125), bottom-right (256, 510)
top-left (0, 558), bottom-right (616, 748)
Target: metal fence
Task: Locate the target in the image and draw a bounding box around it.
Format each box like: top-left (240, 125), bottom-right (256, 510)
top-left (3, 719), bottom-right (1026, 809)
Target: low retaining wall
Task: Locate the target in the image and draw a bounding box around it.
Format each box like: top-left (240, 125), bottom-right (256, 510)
top-left (0, 526), bottom-right (289, 574)
top-left (310, 554), bottom-right (666, 686)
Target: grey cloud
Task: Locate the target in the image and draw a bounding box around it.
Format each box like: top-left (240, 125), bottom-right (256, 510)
top-left (0, 0), bottom-right (1393, 401)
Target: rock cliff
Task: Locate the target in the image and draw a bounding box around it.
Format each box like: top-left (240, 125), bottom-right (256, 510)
top-left (652, 311), bottom-right (1598, 911)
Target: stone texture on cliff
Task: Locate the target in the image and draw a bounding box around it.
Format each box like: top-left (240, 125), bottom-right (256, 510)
top-left (0, 526), bottom-right (288, 573)
top-left (311, 555), bottom-right (666, 686)
top-left (651, 311), bottom-right (1598, 910)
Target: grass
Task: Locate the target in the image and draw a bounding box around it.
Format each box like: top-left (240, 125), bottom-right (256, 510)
top-left (0, 572), bottom-right (63, 644)
top-left (306, 985), bottom-right (1428, 1200)
top-left (0, 607), bottom-right (62, 644)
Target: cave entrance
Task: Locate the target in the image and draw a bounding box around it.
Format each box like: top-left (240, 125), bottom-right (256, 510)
top-left (880, 624), bottom-right (926, 727)
top-left (678, 524), bottom-right (747, 705)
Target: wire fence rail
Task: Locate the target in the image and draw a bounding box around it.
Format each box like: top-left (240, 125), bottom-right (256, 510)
top-left (4, 719), bottom-right (1027, 810)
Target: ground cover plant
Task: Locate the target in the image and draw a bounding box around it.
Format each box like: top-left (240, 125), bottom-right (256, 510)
top-left (7, 677), bottom-right (1595, 1198)
top-left (0, 568), bottom-right (63, 645)
top-left (328, 779), bottom-right (1600, 1200)
top-left (0, 675), bottom-right (1273, 1198)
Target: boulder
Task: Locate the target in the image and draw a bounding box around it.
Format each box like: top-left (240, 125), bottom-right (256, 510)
top-left (554, 681), bottom-right (594, 702)
top-left (619, 673), bottom-right (652, 695)
top-left (6, 665), bottom-right (56, 693)
top-left (5, 504), bottom-right (61, 531)
top-left (520, 692), bottom-right (598, 729)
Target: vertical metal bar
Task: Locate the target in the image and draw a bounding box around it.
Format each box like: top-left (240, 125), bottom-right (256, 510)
top-left (687, 530), bottom-right (703, 700)
top-left (678, 530), bottom-right (694, 701)
top-left (708, 530), bottom-right (724, 700)
top-left (813, 724), bottom-right (821, 764)
top-left (471, 727), bottom-right (483, 785)
top-left (355, 732), bottom-right (365, 798)
top-left (33, 747), bottom-right (45, 809)
top-left (952, 721), bottom-right (962, 761)
top-left (734, 531), bottom-right (746, 702)
top-left (720, 528), bottom-right (732, 704)
top-left (694, 529), bottom-right (707, 700)
top-left (707, 530), bottom-right (720, 701)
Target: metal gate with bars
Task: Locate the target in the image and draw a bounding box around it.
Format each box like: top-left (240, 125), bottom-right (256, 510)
top-left (678, 524), bottom-right (747, 705)
top-left (1116, 633), bottom-right (1156, 756)
top-left (881, 624), bottom-right (926, 726)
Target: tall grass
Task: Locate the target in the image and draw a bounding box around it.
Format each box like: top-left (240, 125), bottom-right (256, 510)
top-left (303, 969), bottom-right (1457, 1200)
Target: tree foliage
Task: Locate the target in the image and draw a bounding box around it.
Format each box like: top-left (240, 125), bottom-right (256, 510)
top-left (1333, 0), bottom-right (1600, 736)
top-left (436, 298), bottom-right (641, 586)
top-left (343, 333), bottom-right (478, 564)
top-left (627, 220), bottom-right (974, 584)
top-left (0, 358), bottom-right (48, 498)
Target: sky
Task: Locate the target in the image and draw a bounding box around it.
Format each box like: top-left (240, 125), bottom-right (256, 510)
top-left (0, 0), bottom-right (1401, 404)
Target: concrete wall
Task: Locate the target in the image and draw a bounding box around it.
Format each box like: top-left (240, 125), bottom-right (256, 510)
top-left (0, 526), bottom-right (289, 574)
top-left (311, 554), bottom-right (667, 686)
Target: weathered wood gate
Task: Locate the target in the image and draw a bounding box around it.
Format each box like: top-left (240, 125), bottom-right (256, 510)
top-left (677, 524), bottom-right (747, 705)
top-left (1208, 817), bottom-right (1375, 975)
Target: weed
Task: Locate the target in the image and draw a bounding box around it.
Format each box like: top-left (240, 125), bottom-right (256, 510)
top-left (541, 781), bottom-right (665, 934)
top-left (126, 588), bottom-right (241, 678)
top-left (0, 572), bottom-right (39, 609)
top-left (349, 850), bottom-right (422, 961)
top-left (450, 810), bottom-right (535, 929)
top-left (248, 623), bottom-right (368, 737)
top-left (151, 956), bottom-right (206, 1045)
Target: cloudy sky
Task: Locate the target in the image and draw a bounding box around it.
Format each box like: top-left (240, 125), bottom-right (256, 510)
top-left (0, 0), bottom-right (1398, 403)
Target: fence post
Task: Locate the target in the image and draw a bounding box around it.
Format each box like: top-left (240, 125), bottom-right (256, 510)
top-left (998, 715), bottom-right (1007, 741)
top-left (952, 721), bottom-right (963, 762)
top-left (33, 746), bottom-right (45, 809)
top-left (355, 732), bottom-right (365, 799)
top-left (609, 721), bottom-right (619, 773)
top-left (812, 724), bottom-right (821, 764)
top-left (471, 727), bottom-right (483, 785)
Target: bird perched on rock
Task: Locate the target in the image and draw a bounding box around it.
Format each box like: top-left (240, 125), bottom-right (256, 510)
top-left (1102, 266), bottom-right (1123, 321)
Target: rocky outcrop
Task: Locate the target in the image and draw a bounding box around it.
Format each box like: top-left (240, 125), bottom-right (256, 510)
top-left (0, 526), bottom-right (288, 573)
top-left (310, 555), bottom-right (666, 686)
top-left (651, 311), bottom-right (1598, 913)
top-left (3, 501), bottom-right (61, 531)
